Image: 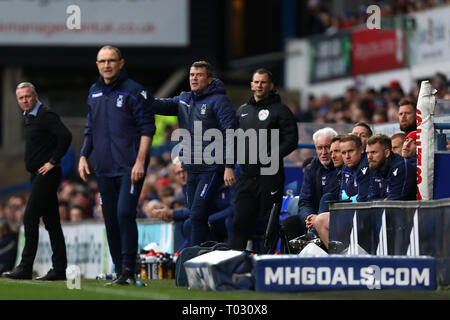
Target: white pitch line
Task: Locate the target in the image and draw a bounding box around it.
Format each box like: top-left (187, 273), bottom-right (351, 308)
top-left (81, 285), bottom-right (171, 300)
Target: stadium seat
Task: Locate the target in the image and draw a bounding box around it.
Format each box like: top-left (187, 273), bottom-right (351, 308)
top-left (286, 196), bottom-right (299, 216)
top-left (284, 180), bottom-right (298, 195)
top-left (280, 195), bottom-right (291, 213)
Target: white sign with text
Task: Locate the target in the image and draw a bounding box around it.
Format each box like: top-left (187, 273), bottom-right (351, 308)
top-left (0, 0), bottom-right (189, 46)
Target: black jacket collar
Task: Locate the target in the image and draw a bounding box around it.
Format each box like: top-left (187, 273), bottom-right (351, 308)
top-left (248, 91), bottom-right (281, 107)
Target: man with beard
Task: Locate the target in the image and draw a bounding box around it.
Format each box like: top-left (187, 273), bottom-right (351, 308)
top-left (398, 99), bottom-right (416, 135)
top-left (366, 134), bottom-right (416, 201)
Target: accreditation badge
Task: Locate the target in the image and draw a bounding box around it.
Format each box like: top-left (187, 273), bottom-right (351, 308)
top-left (258, 109), bottom-right (269, 121)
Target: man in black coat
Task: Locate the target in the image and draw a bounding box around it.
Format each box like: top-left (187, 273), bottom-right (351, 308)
top-left (2, 82), bottom-right (72, 281)
top-left (231, 69), bottom-right (298, 252)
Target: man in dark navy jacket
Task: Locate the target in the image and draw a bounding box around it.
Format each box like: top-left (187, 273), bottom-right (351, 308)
top-left (2, 82), bottom-right (71, 281)
top-left (299, 134), bottom-right (370, 250)
top-left (297, 127), bottom-right (339, 236)
top-left (152, 61), bottom-right (236, 247)
top-left (78, 46), bottom-right (155, 285)
top-left (366, 134), bottom-right (416, 201)
top-left (339, 134), bottom-right (370, 203)
top-left (304, 134), bottom-right (344, 244)
top-left (156, 162), bottom-right (240, 251)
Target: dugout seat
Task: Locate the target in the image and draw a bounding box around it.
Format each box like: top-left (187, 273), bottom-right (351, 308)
top-left (286, 196), bottom-right (299, 216)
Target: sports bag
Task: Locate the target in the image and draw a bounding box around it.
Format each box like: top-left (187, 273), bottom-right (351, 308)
top-left (175, 241), bottom-right (230, 287)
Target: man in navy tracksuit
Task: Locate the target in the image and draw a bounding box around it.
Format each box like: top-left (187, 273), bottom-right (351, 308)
top-left (366, 134), bottom-right (417, 254)
top-left (156, 164), bottom-right (241, 251)
top-left (339, 134), bottom-right (370, 203)
top-left (151, 61), bottom-right (236, 246)
top-left (366, 134), bottom-right (416, 201)
top-left (303, 134), bottom-right (345, 249)
top-left (78, 46), bottom-right (155, 285)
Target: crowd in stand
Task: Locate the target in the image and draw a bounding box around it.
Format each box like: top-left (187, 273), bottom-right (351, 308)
top-left (289, 73), bottom-right (450, 125)
top-left (0, 153), bottom-right (186, 226)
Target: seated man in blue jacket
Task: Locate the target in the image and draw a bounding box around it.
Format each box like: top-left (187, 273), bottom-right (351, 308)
top-left (339, 133), bottom-right (370, 203)
top-left (366, 134), bottom-right (416, 201)
top-left (297, 134), bottom-right (370, 250)
top-left (151, 62), bottom-right (236, 247)
top-left (304, 134), bottom-right (344, 245)
top-left (296, 127), bottom-right (339, 237)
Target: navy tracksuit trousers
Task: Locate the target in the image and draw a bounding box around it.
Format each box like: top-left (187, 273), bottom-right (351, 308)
top-left (186, 171), bottom-right (224, 246)
top-left (97, 175), bottom-right (143, 273)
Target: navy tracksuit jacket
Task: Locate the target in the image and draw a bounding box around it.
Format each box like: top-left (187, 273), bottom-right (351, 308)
top-left (80, 69), bottom-right (156, 271)
top-left (368, 153), bottom-right (417, 201)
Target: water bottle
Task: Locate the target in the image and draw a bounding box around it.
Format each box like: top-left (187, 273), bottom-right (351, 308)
top-left (145, 250), bottom-right (158, 280)
top-left (140, 258), bottom-right (147, 280)
top-left (157, 252), bottom-right (164, 280)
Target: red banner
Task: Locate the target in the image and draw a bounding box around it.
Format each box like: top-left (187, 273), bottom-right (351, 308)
top-left (351, 28), bottom-right (405, 75)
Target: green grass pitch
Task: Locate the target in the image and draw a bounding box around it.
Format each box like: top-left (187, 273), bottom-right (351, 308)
top-left (0, 278), bottom-right (449, 300)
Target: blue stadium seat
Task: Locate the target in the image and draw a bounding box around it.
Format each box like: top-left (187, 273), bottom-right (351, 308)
top-left (280, 195), bottom-right (292, 213)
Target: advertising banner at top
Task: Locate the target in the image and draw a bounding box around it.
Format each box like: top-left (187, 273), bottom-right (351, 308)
top-left (408, 6), bottom-right (450, 67)
top-left (308, 32), bottom-right (351, 83)
top-left (0, 0), bottom-right (189, 46)
top-left (351, 28), bottom-right (405, 76)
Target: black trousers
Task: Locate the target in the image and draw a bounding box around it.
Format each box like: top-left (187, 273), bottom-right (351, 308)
top-left (19, 167), bottom-right (67, 273)
top-left (231, 173), bottom-right (284, 251)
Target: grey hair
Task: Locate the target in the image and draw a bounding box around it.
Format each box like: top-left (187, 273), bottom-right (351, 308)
top-left (313, 127), bottom-right (338, 145)
top-left (16, 82), bottom-right (36, 93)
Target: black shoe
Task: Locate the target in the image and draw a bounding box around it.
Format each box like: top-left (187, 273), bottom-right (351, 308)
top-left (328, 240), bottom-right (344, 254)
top-left (299, 231), bottom-right (319, 241)
top-left (2, 267), bottom-right (32, 280)
top-left (36, 269), bottom-right (66, 281)
top-left (289, 231), bottom-right (321, 250)
top-left (105, 267), bottom-right (135, 286)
